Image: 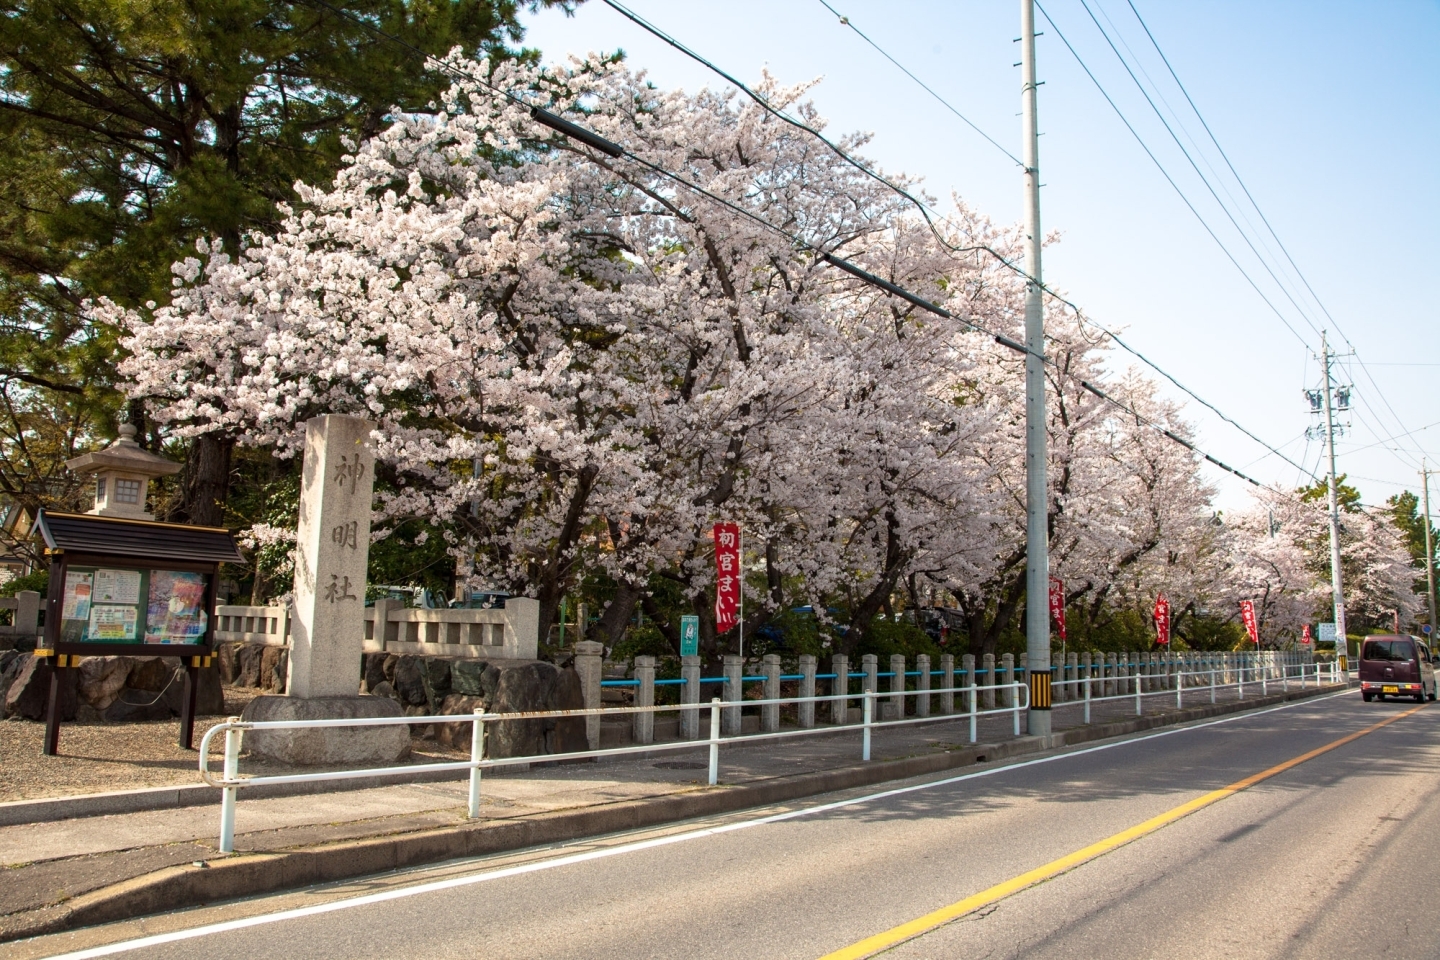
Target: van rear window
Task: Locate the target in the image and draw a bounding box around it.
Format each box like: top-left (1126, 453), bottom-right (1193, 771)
top-left (1363, 639), bottom-right (1416, 662)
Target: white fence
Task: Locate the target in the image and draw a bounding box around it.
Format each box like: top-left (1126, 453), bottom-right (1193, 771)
top-left (214, 596), bottom-right (540, 660)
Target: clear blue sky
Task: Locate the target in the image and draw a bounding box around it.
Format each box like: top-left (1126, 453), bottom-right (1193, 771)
top-left (520, 0), bottom-right (1440, 514)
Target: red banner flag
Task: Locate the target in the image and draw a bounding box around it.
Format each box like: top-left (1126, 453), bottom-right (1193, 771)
top-left (713, 522), bottom-right (741, 634)
top-left (1153, 593), bottom-right (1171, 646)
top-left (1301, 623), bottom-right (1313, 645)
top-left (1239, 599), bottom-right (1260, 645)
top-left (1048, 576), bottom-right (1067, 641)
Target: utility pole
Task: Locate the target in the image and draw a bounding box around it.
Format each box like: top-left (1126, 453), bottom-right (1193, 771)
top-left (1020, 0), bottom-right (1051, 734)
top-left (1423, 460), bottom-right (1436, 638)
top-left (1319, 330), bottom-right (1349, 668)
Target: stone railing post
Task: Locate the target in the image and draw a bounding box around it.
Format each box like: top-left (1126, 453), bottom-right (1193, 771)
top-left (982, 654), bottom-right (996, 709)
top-left (632, 656), bottom-right (655, 745)
top-left (831, 654), bottom-right (850, 724)
top-left (888, 654), bottom-right (906, 720)
top-left (1080, 652), bottom-right (1091, 699)
top-left (1067, 652), bottom-right (1079, 701)
top-left (722, 655), bottom-right (743, 735)
top-left (680, 654), bottom-right (701, 740)
top-left (502, 597), bottom-right (540, 660)
top-left (15, 590), bottom-right (39, 641)
top-left (798, 654), bottom-right (817, 728)
top-left (916, 653), bottom-right (931, 718)
top-left (1000, 653), bottom-right (1015, 707)
top-left (862, 654), bottom-right (879, 703)
top-left (761, 654), bottom-right (781, 733)
top-left (574, 640), bottom-right (604, 751)
top-left (938, 654), bottom-right (954, 715)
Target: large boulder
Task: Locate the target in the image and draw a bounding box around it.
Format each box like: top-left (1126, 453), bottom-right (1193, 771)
top-left (240, 695), bottom-right (411, 766)
top-left (435, 693), bottom-right (485, 749)
top-left (77, 656), bottom-right (133, 711)
top-left (548, 666), bottom-right (589, 755)
top-left (235, 644), bottom-right (262, 688)
top-left (420, 658), bottom-right (452, 712)
top-left (362, 653), bottom-right (388, 693)
top-left (127, 657), bottom-right (174, 692)
top-left (3, 656), bottom-right (77, 721)
top-left (259, 646), bottom-right (286, 692)
top-left (0, 650), bottom-right (24, 705)
top-left (392, 656), bottom-right (427, 707)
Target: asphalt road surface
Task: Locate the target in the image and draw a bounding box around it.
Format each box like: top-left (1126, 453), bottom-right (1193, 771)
top-left (16, 689), bottom-right (1440, 960)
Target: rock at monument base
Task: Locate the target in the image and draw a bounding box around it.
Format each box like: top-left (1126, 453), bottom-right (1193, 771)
top-left (77, 656), bottom-right (133, 710)
top-left (549, 666), bottom-right (589, 755)
top-left (0, 650), bottom-right (24, 706)
top-left (240, 695), bottom-right (411, 765)
top-left (392, 656), bottom-right (426, 707)
top-left (235, 644), bottom-right (262, 688)
top-left (4, 657), bottom-right (77, 721)
top-left (126, 657), bottom-right (174, 692)
top-left (435, 694), bottom-right (485, 749)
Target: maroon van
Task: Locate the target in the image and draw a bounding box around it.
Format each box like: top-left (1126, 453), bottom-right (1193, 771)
top-left (1359, 634), bottom-right (1436, 703)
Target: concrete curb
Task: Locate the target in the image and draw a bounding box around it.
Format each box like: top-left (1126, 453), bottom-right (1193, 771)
top-left (0, 684), bottom-right (1340, 943)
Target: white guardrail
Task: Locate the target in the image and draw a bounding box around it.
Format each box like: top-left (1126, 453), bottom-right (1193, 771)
top-left (199, 662), bottom-right (1344, 853)
top-left (200, 680), bottom-right (1029, 852)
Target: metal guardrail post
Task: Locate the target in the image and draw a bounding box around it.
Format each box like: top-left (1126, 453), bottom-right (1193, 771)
top-left (218, 720), bottom-right (241, 853)
top-left (1176, 670), bottom-right (1183, 709)
top-left (1083, 674), bottom-right (1091, 724)
top-left (862, 689), bottom-right (873, 761)
top-left (1282, 666), bottom-right (1289, 693)
top-left (1210, 669), bottom-right (1217, 704)
top-left (968, 677), bottom-right (978, 743)
top-left (467, 707), bottom-right (486, 819)
top-left (1261, 669), bottom-right (1268, 697)
top-left (707, 698), bottom-right (721, 786)
top-left (1134, 670), bottom-right (1142, 716)
top-left (1011, 683), bottom-right (1021, 736)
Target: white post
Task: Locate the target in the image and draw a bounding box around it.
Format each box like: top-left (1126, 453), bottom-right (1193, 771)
top-left (1210, 669), bottom-right (1217, 704)
top-left (862, 689), bottom-right (873, 761)
top-left (1135, 671), bottom-right (1142, 716)
top-left (467, 708), bottom-right (485, 819)
top-left (1176, 670), bottom-right (1183, 709)
top-left (1084, 674), bottom-right (1091, 724)
top-left (968, 677), bottom-right (978, 743)
top-left (1012, 683), bottom-right (1022, 736)
top-left (218, 721), bottom-right (241, 854)
top-left (707, 698), bottom-right (721, 786)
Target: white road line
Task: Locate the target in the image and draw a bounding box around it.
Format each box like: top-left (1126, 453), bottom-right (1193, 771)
top-left (34, 691), bottom-right (1354, 960)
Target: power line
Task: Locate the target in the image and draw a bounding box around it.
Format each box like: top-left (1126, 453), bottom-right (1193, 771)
top-left (599, 0), bottom-right (1314, 481)
top-left (812, 0), bottom-right (1025, 168)
top-left (1121, 0), bottom-right (1432, 472)
top-left (1034, 1), bottom-right (1313, 352)
top-left (296, 0), bottom-right (1280, 491)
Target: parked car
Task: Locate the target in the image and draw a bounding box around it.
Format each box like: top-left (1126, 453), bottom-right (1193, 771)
top-left (1359, 634), bottom-right (1436, 703)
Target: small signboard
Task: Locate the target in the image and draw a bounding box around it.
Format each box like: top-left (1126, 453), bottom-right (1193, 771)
top-left (1424, 624), bottom-right (1434, 636)
top-left (680, 615), bottom-right (699, 657)
top-left (1318, 622), bottom-right (1337, 643)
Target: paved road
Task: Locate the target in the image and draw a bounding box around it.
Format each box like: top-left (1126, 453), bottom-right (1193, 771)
top-left (14, 690), bottom-right (1439, 960)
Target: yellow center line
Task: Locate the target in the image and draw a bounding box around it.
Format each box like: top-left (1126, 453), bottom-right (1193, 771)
top-left (819, 703), bottom-right (1425, 960)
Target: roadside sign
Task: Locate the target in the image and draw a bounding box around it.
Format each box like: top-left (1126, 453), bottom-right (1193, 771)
top-left (680, 615), bottom-right (699, 657)
top-left (1318, 622), bottom-right (1337, 643)
top-left (1424, 624), bottom-right (1434, 636)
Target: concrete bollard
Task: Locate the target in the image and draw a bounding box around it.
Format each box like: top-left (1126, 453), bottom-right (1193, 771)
top-left (831, 654), bottom-right (850, 725)
top-left (680, 654), bottom-right (701, 739)
top-left (722, 655), bottom-right (743, 735)
top-left (916, 654), bottom-right (931, 718)
top-left (1103, 653), bottom-right (1116, 698)
top-left (633, 655), bottom-right (655, 745)
top-left (574, 640), bottom-right (604, 751)
top-left (939, 654), bottom-right (955, 715)
top-left (761, 654), bottom-right (781, 733)
top-left (1067, 652), bottom-right (1079, 701)
top-left (798, 654), bottom-right (817, 729)
top-left (888, 654), bottom-right (906, 720)
top-left (982, 654), bottom-right (996, 709)
top-left (1000, 653), bottom-right (1015, 708)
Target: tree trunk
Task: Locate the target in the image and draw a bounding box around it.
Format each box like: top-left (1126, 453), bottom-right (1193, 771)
top-left (178, 433), bottom-right (233, 526)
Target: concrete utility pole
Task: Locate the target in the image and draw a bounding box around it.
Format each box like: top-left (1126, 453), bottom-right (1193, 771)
top-left (1319, 331), bottom-right (1349, 667)
top-left (1020, 0), bottom-right (1051, 734)
top-left (1423, 460), bottom-right (1437, 637)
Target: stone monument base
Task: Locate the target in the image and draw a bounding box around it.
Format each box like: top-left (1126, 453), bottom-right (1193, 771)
top-left (239, 695), bottom-right (411, 766)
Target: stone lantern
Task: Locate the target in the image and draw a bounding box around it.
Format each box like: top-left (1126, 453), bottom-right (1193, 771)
top-left (64, 423), bottom-right (181, 520)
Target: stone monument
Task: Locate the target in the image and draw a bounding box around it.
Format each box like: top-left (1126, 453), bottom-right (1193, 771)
top-left (241, 415), bottom-right (410, 764)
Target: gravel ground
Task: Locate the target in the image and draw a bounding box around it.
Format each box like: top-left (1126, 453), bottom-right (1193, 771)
top-left (0, 687), bottom-right (466, 803)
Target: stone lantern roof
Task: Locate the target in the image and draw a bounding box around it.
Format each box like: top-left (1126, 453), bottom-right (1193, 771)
top-left (64, 423), bottom-right (181, 520)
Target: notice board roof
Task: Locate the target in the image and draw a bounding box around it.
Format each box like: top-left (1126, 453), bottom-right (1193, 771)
top-left (35, 511), bottom-right (246, 565)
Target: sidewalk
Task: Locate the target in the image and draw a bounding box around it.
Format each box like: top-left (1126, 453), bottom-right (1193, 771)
top-left (0, 681), bottom-right (1342, 943)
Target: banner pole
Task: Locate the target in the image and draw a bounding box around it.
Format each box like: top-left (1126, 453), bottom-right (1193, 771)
top-left (738, 526), bottom-right (745, 662)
